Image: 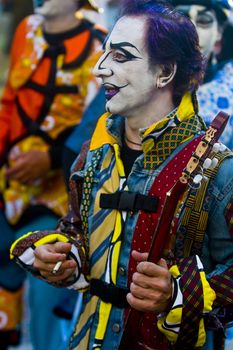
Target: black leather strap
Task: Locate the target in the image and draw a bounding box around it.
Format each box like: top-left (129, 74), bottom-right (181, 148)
top-left (90, 279), bottom-right (129, 308)
top-left (100, 191), bottom-right (158, 212)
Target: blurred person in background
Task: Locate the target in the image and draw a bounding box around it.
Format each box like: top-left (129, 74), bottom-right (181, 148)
top-left (217, 21), bottom-right (233, 63)
top-left (0, 0), bottom-right (106, 348)
top-left (173, 0), bottom-right (233, 149)
top-left (104, 0), bottom-right (119, 29)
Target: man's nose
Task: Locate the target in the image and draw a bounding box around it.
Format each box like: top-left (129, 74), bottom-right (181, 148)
top-left (93, 55), bottom-right (113, 78)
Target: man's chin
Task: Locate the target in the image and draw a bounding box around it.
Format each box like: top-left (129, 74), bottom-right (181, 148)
top-left (106, 101), bottom-right (115, 114)
top-left (105, 99), bottom-right (121, 115)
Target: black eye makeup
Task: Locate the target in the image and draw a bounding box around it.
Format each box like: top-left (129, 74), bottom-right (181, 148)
top-left (101, 41), bottom-right (142, 63)
top-left (196, 11), bottom-right (215, 27)
top-left (112, 47), bottom-right (141, 62)
top-left (176, 6), bottom-right (216, 28)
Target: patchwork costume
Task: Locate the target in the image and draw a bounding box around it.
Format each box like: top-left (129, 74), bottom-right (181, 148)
top-left (0, 13), bottom-right (106, 349)
top-left (11, 93), bottom-right (233, 349)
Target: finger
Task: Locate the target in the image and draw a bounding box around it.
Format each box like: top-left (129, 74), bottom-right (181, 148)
top-left (126, 292), bottom-right (154, 313)
top-left (14, 172), bottom-right (32, 184)
top-left (132, 272), bottom-right (152, 289)
top-left (34, 247), bottom-right (66, 264)
top-left (54, 242), bottom-right (72, 254)
top-left (130, 282), bottom-right (156, 300)
top-left (127, 290), bottom-right (170, 313)
top-left (36, 258), bottom-right (77, 274)
top-left (34, 242), bottom-right (72, 263)
top-left (136, 261), bottom-right (164, 277)
top-left (157, 258), bottom-right (168, 269)
top-left (6, 165), bottom-right (27, 179)
top-left (8, 153), bottom-right (21, 162)
top-left (52, 259), bottom-right (77, 275)
top-left (6, 166), bottom-right (32, 184)
top-left (35, 254), bottom-right (77, 273)
top-left (42, 267), bottom-right (76, 282)
top-left (131, 250), bottom-right (149, 262)
top-left (52, 259), bottom-right (77, 273)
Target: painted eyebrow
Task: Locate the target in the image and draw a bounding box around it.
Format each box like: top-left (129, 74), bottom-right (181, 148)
top-left (110, 41), bottom-right (141, 54)
top-left (102, 39), bottom-right (141, 53)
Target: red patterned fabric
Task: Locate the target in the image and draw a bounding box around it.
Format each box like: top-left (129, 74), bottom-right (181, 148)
top-left (128, 135), bottom-right (202, 281)
top-left (125, 135), bottom-right (202, 350)
top-left (210, 266), bottom-right (233, 307)
top-left (176, 256), bottom-right (204, 347)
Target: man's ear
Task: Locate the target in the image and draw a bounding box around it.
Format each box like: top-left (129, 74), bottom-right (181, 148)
top-left (156, 63), bottom-right (177, 88)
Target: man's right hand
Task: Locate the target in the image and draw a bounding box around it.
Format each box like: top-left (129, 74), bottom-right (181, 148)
top-left (34, 242), bottom-right (77, 282)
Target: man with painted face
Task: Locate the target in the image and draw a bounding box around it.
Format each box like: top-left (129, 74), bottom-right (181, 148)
top-left (10, 0), bottom-right (233, 349)
top-left (173, 0), bottom-right (233, 149)
top-left (0, 0), bottom-right (106, 348)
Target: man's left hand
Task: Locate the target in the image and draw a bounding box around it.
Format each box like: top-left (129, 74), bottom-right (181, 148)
top-left (6, 150), bottom-right (51, 184)
top-left (126, 250), bottom-right (172, 314)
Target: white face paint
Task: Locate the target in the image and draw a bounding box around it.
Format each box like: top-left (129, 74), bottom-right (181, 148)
top-left (177, 5), bottom-right (221, 59)
top-left (35, 0), bottom-right (78, 18)
top-left (93, 16), bottom-right (162, 118)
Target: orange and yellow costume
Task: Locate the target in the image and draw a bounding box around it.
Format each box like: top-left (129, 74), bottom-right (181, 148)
top-left (0, 14), bottom-right (106, 224)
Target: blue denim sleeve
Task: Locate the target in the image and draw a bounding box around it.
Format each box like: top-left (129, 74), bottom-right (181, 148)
top-left (205, 156), bottom-right (233, 278)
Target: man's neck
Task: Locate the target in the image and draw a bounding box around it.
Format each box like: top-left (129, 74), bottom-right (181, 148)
top-left (126, 90), bottom-right (175, 130)
top-left (43, 14), bottom-right (81, 34)
top-left (124, 89), bottom-right (175, 150)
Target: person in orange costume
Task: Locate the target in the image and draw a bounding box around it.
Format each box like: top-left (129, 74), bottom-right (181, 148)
top-left (0, 0), bottom-right (106, 348)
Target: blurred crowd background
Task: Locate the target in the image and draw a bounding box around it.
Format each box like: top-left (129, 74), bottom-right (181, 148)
top-left (0, 3), bottom-right (118, 349)
top-left (0, 0), bottom-right (118, 94)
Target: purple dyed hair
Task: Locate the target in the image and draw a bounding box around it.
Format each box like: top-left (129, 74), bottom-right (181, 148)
top-left (119, 0), bottom-right (205, 103)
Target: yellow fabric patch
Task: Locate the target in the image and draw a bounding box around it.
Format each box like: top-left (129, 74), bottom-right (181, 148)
top-left (176, 92), bottom-right (195, 122)
top-left (200, 271), bottom-right (216, 312)
top-left (10, 232), bottom-right (69, 259)
top-left (195, 318), bottom-right (206, 347)
top-left (90, 113), bottom-right (117, 151)
top-left (158, 260), bottom-right (216, 347)
top-left (34, 234), bottom-right (69, 247)
top-left (94, 302), bottom-right (112, 346)
top-left (61, 96), bottom-right (73, 107)
top-left (166, 306), bottom-right (183, 325)
top-left (169, 265), bottom-right (181, 278)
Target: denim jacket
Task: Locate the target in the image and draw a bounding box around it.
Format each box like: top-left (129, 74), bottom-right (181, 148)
top-left (11, 95), bottom-right (233, 349)
top-left (80, 114), bottom-right (233, 350)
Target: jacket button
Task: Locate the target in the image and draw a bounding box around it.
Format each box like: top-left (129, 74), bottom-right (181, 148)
top-left (118, 267), bottom-right (125, 276)
top-left (112, 323), bottom-right (121, 333)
